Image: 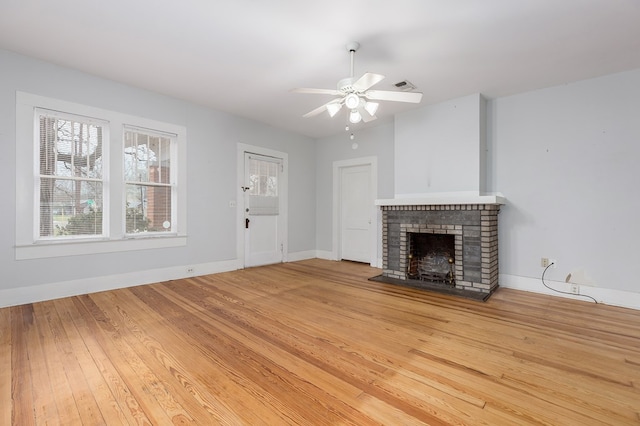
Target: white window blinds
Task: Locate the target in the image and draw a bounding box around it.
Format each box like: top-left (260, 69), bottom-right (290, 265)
top-left (37, 109), bottom-right (106, 239)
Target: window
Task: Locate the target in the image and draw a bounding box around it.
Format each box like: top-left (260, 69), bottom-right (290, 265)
top-left (37, 109), bottom-right (108, 240)
top-left (16, 92), bottom-right (187, 259)
top-left (124, 127), bottom-right (175, 235)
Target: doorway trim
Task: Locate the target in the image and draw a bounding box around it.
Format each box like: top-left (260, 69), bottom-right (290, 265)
top-left (236, 143), bottom-right (288, 268)
top-left (332, 156), bottom-right (378, 266)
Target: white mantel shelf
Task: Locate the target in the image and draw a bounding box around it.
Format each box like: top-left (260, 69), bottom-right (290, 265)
top-left (375, 194), bottom-right (506, 206)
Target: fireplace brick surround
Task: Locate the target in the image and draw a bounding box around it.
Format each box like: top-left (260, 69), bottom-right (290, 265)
top-left (380, 203), bottom-right (501, 297)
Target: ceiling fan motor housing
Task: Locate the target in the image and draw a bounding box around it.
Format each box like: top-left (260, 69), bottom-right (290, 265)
top-left (338, 77), bottom-right (357, 93)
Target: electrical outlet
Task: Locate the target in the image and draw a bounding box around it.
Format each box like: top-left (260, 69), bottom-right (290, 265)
top-left (570, 284), bottom-right (580, 294)
top-left (541, 258), bottom-right (557, 268)
top-left (186, 267), bottom-right (194, 274)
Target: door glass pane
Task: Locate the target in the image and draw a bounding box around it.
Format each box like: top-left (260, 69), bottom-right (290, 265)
top-left (248, 157), bottom-right (279, 215)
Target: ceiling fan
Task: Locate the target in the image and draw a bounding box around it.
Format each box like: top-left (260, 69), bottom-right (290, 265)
top-left (292, 42), bottom-right (423, 124)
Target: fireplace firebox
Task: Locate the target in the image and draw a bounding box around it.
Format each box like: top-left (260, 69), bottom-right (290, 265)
top-left (407, 233), bottom-right (456, 283)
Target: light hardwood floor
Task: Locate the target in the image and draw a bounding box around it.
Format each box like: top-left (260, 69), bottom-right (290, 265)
top-left (2, 259), bottom-right (639, 425)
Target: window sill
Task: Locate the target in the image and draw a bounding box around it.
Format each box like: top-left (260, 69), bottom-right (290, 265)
top-left (15, 235), bottom-right (188, 260)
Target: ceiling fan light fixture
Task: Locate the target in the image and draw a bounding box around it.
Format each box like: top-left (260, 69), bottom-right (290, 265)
top-left (345, 93), bottom-right (360, 109)
top-left (364, 101), bottom-right (379, 116)
top-left (326, 102), bottom-right (341, 117)
top-left (294, 41), bottom-right (423, 123)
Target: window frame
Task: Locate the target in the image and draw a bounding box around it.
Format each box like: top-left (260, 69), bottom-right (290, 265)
top-left (16, 92), bottom-right (187, 260)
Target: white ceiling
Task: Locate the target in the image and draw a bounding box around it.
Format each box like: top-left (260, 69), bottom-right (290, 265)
top-left (2, 0), bottom-right (640, 139)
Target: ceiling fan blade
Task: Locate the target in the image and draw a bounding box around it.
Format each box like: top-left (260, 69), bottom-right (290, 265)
top-left (365, 90), bottom-right (423, 103)
top-left (292, 88), bottom-right (341, 96)
top-left (303, 99), bottom-right (343, 118)
top-left (352, 72), bottom-right (385, 92)
top-left (303, 104), bottom-right (330, 118)
top-left (325, 100), bottom-right (343, 117)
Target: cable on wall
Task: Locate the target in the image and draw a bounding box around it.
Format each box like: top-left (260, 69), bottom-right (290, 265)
top-left (541, 263), bottom-right (597, 303)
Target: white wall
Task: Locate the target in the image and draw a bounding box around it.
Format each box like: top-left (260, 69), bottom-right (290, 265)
top-left (487, 69), bottom-right (640, 303)
top-left (394, 93), bottom-right (486, 196)
top-left (0, 49), bottom-right (316, 306)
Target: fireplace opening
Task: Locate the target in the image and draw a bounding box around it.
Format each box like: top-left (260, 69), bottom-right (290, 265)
top-left (407, 233), bottom-right (455, 285)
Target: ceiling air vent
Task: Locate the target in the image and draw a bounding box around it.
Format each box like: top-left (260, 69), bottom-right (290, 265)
top-left (394, 80), bottom-right (417, 92)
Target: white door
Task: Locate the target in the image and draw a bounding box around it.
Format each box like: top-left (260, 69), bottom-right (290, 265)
top-left (340, 164), bottom-right (372, 263)
top-left (243, 153), bottom-right (284, 267)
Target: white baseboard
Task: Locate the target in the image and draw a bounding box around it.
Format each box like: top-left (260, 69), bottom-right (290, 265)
top-left (315, 250), bottom-right (334, 260)
top-left (0, 259), bottom-right (241, 308)
top-left (313, 251), bottom-right (381, 268)
top-left (287, 250), bottom-right (317, 262)
top-left (499, 274), bottom-right (640, 310)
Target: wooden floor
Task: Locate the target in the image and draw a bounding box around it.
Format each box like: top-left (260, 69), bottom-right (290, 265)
top-left (2, 259), bottom-right (640, 425)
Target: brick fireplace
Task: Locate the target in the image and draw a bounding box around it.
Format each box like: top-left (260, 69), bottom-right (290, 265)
top-left (376, 197), bottom-right (503, 299)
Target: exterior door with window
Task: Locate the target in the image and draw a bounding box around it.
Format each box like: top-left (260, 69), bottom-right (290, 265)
top-left (243, 153), bottom-right (284, 267)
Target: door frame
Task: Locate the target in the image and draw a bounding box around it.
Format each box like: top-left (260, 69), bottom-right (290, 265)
top-left (332, 156), bottom-right (378, 266)
top-left (236, 143), bottom-right (288, 268)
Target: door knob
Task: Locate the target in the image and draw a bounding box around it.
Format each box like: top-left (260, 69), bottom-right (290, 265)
top-left (245, 218), bottom-right (250, 229)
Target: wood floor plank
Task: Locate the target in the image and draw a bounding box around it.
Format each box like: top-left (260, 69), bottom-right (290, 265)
top-left (75, 293), bottom-right (181, 425)
top-left (68, 296), bottom-right (154, 425)
top-left (159, 282), bottom-right (369, 405)
top-left (20, 303), bottom-right (60, 424)
top-left (10, 305), bottom-right (37, 426)
top-left (3, 259), bottom-right (640, 424)
top-left (0, 307), bottom-right (12, 426)
top-left (87, 291), bottom-right (195, 424)
top-left (52, 297), bottom-right (123, 425)
top-left (132, 283), bottom-right (380, 425)
top-left (96, 287), bottom-right (260, 424)
top-left (30, 302), bottom-right (84, 425)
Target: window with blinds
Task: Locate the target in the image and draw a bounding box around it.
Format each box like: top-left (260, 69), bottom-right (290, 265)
top-left (37, 109), bottom-right (106, 239)
top-left (248, 156), bottom-right (280, 215)
top-left (17, 92), bottom-right (187, 258)
top-left (124, 127), bottom-right (175, 234)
